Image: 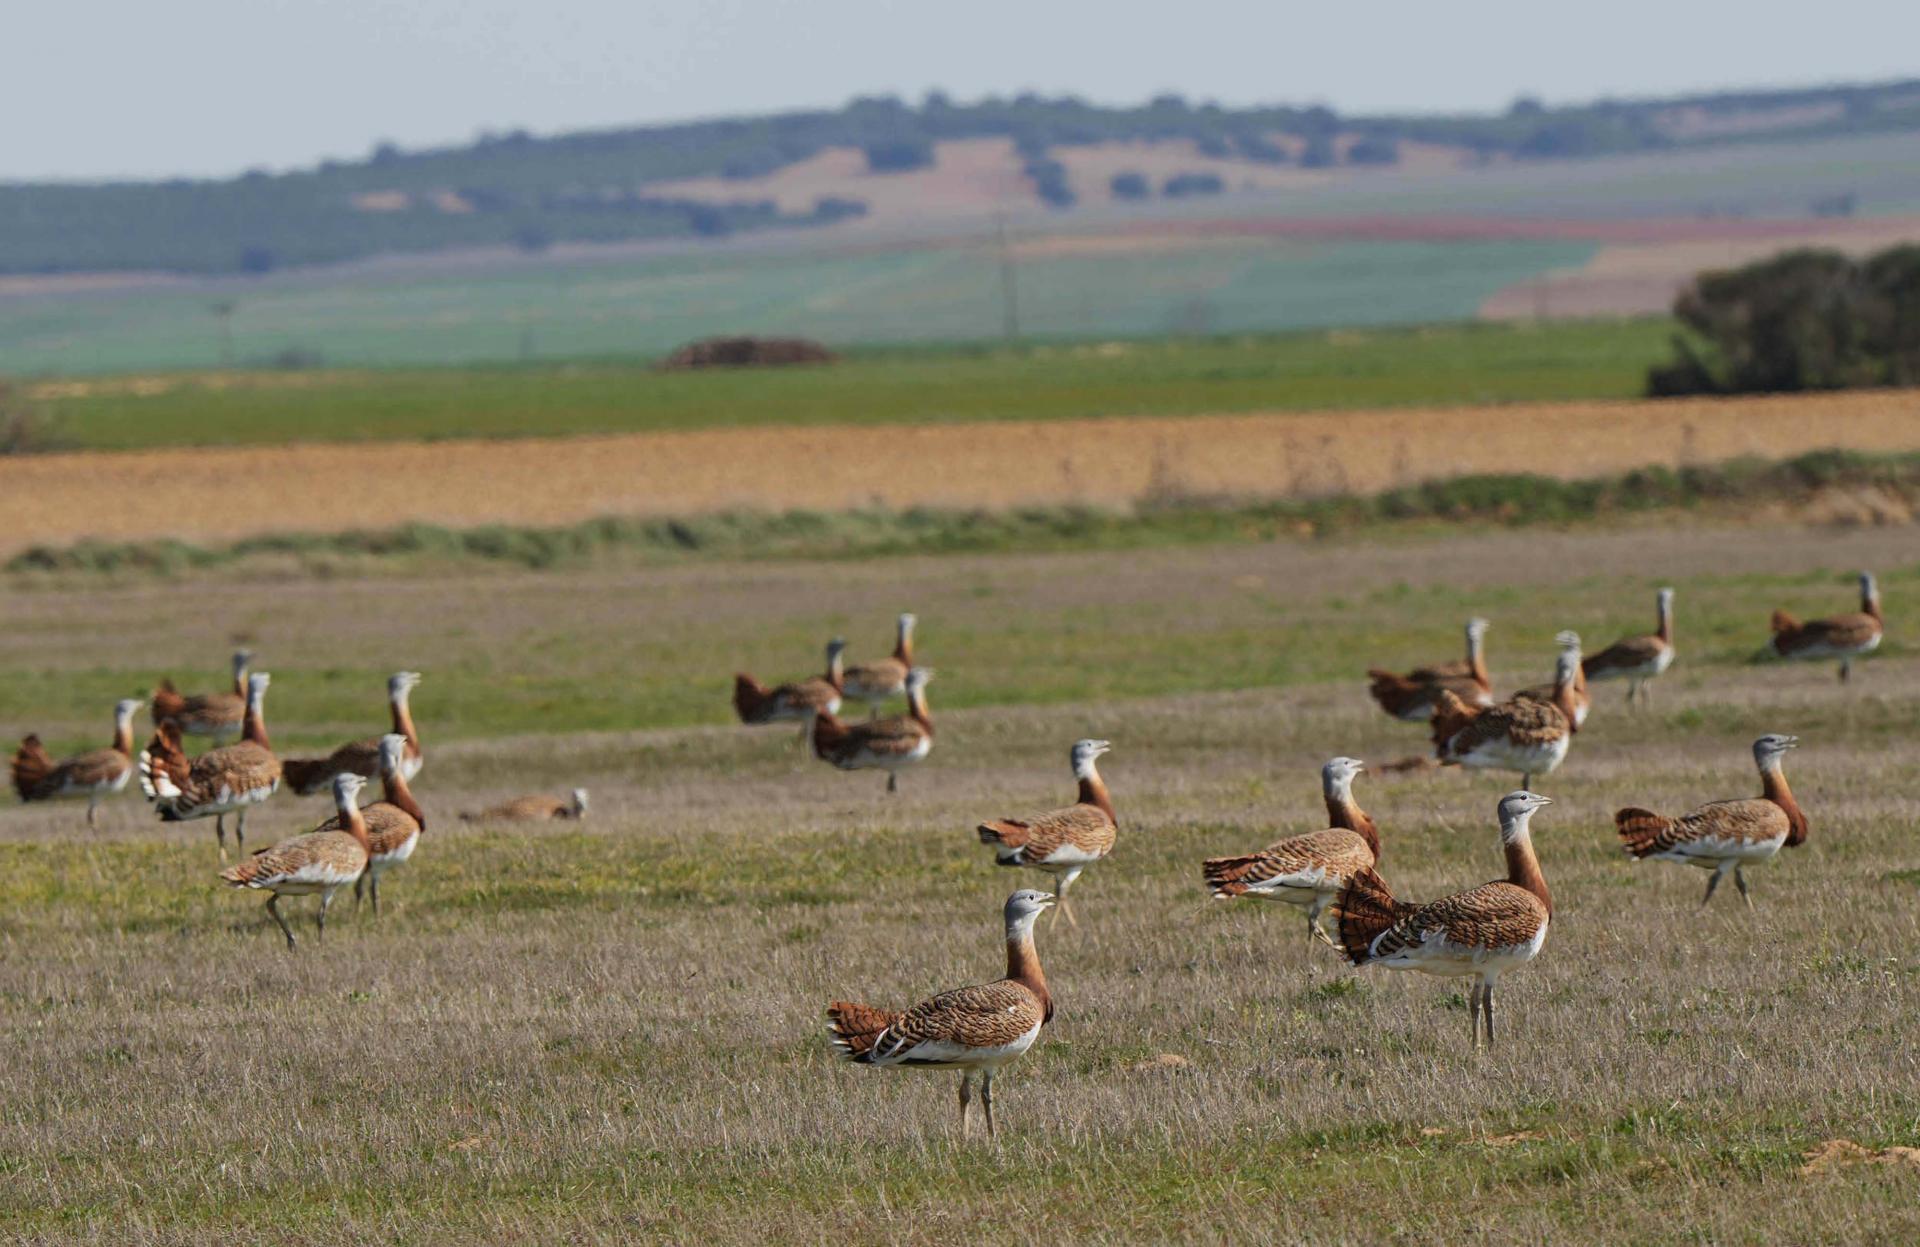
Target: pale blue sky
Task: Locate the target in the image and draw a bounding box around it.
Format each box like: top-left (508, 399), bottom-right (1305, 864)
top-left (10, 0), bottom-right (1918, 181)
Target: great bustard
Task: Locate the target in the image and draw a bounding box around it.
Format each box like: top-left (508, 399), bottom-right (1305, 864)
top-left (321, 734), bottom-right (427, 915)
top-left (281, 671), bottom-right (424, 795)
top-left (733, 639), bottom-right (846, 725)
top-left (460, 789), bottom-right (589, 822)
top-left (806, 668), bottom-right (934, 793)
top-left (1332, 791), bottom-right (1554, 1048)
top-left (1768, 572), bottom-right (1882, 683)
top-left (219, 772), bottom-right (373, 949)
top-left (826, 890), bottom-right (1054, 1139)
top-left (1367, 617), bottom-right (1493, 721)
top-left (150, 649), bottom-right (253, 741)
top-left (140, 672), bottom-right (281, 859)
top-left (1516, 631), bottom-right (1589, 728)
top-left (1431, 646), bottom-right (1580, 788)
top-left (11, 699), bottom-right (143, 829)
top-left (1615, 734), bottom-right (1806, 907)
top-left (1583, 587), bottom-right (1675, 708)
top-left (840, 613), bottom-right (917, 717)
top-left (977, 739), bottom-right (1115, 927)
top-left (1201, 756), bottom-right (1380, 946)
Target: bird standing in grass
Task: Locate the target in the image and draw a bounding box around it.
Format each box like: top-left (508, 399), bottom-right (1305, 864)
top-left (1431, 647), bottom-right (1580, 789)
top-left (281, 671), bottom-right (424, 795)
top-left (1615, 734), bottom-right (1806, 908)
top-left (977, 739), bottom-right (1115, 927)
top-left (806, 668), bottom-right (934, 793)
top-left (733, 640), bottom-right (846, 725)
top-left (826, 889), bottom-right (1055, 1139)
top-left (1768, 572), bottom-right (1882, 683)
top-left (219, 773), bottom-right (373, 949)
top-left (1332, 790), bottom-right (1554, 1049)
top-left (11, 699), bottom-right (143, 829)
top-left (1583, 588), bottom-right (1675, 708)
top-left (140, 672), bottom-right (282, 859)
top-left (1201, 756), bottom-right (1379, 946)
top-left (1367, 617), bottom-right (1493, 721)
top-left (1516, 632), bottom-right (1589, 728)
top-left (150, 650), bottom-right (253, 742)
top-left (327, 734), bottom-right (427, 915)
top-left (840, 613), bottom-right (917, 718)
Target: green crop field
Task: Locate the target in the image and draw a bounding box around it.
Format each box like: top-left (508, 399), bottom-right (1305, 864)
top-left (27, 317), bottom-right (1670, 452)
top-left (1, 236), bottom-right (1601, 378)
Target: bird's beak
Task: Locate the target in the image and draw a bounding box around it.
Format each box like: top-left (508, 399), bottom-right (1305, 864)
top-left (1039, 894), bottom-right (1057, 908)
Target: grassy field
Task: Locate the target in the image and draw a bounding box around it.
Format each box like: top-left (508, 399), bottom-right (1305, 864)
top-left (19, 318), bottom-right (1672, 452)
top-left (1, 237), bottom-right (1602, 378)
top-left (2, 520), bottom-right (1916, 1244)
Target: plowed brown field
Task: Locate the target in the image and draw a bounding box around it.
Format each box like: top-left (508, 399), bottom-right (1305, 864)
top-left (5, 389), bottom-right (1920, 554)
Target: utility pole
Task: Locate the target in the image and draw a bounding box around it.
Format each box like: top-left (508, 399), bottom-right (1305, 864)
top-left (211, 301), bottom-right (236, 368)
top-left (995, 212), bottom-right (1020, 342)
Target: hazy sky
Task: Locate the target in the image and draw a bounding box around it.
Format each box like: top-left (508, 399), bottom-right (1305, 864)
top-left (10, 0), bottom-right (1919, 181)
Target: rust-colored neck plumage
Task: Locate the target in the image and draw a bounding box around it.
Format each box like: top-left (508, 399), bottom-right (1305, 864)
top-left (241, 699), bottom-right (270, 750)
top-left (1005, 928), bottom-right (1052, 1021)
top-left (907, 685), bottom-right (933, 735)
top-left (894, 621), bottom-right (913, 665)
top-left (1467, 629), bottom-right (1489, 689)
top-left (384, 767), bottom-right (427, 830)
top-left (1657, 599), bottom-right (1674, 644)
top-left (1077, 769), bottom-right (1116, 824)
top-left (1327, 793), bottom-right (1380, 859)
top-left (390, 694), bottom-right (419, 749)
top-left (1762, 765), bottom-right (1808, 847)
top-left (1553, 668), bottom-right (1581, 732)
top-left (1504, 828), bottom-right (1551, 913)
top-left (337, 802), bottom-right (371, 853)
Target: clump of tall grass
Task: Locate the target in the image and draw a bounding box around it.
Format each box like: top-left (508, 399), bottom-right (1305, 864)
top-left (10, 448), bottom-right (1919, 579)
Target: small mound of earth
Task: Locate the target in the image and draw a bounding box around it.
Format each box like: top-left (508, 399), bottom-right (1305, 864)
top-left (657, 336), bottom-right (837, 370)
top-left (1801, 1138), bottom-right (1920, 1176)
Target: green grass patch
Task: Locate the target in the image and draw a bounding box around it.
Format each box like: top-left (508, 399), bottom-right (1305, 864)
top-left (26, 317), bottom-right (1670, 451)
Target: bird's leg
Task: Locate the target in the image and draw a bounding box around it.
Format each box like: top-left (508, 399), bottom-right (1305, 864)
top-left (1839, 658), bottom-right (1852, 684)
top-left (956, 1070), bottom-right (974, 1140)
top-left (1702, 864), bottom-right (1727, 906)
top-left (1306, 896), bottom-right (1336, 948)
top-left (216, 815), bottom-right (228, 862)
top-left (886, 772), bottom-right (898, 795)
top-left (266, 895), bottom-right (295, 950)
top-left (1734, 866), bottom-right (1753, 910)
top-left (1468, 983), bottom-right (1482, 1048)
top-left (1483, 983), bottom-right (1496, 1048)
top-left (369, 873), bottom-right (380, 917)
top-left (1050, 868), bottom-right (1083, 929)
top-left (1521, 772), bottom-right (1533, 790)
top-left (354, 873), bottom-right (366, 910)
top-left (234, 810), bottom-right (246, 856)
top-left (316, 889), bottom-right (333, 940)
top-left (868, 703), bottom-right (880, 721)
top-left (981, 1070), bottom-right (996, 1139)
top-left (86, 798), bottom-right (99, 831)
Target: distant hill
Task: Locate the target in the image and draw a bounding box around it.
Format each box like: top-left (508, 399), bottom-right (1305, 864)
top-left (5, 80), bottom-right (1920, 276)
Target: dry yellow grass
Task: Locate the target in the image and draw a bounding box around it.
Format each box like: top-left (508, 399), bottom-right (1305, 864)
top-left (8, 390), bottom-right (1920, 557)
top-left (1, 518), bottom-right (1917, 1243)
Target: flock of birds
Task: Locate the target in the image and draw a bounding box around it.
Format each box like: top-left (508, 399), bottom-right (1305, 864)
top-left (745, 575), bottom-right (1881, 1136)
top-left (9, 656), bottom-right (585, 948)
top-left (7, 571), bottom-right (1888, 1137)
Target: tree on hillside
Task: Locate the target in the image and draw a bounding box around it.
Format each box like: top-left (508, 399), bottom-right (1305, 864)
top-left (863, 138), bottom-right (935, 173)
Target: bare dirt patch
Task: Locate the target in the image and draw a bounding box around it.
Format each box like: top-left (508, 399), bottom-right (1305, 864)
top-left (1480, 216), bottom-right (1920, 319)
